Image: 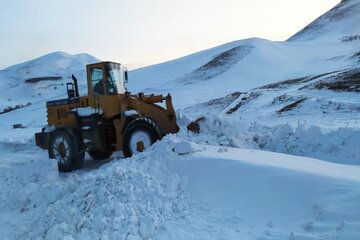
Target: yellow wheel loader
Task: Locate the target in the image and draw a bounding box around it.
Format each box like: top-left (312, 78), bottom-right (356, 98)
top-left (35, 61), bottom-right (179, 172)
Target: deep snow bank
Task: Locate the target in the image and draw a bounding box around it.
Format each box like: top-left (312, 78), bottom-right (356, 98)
top-left (168, 144), bottom-right (360, 240)
top-left (187, 113), bottom-right (360, 165)
top-left (0, 137), bottom-right (188, 240)
top-left (1, 133), bottom-right (360, 240)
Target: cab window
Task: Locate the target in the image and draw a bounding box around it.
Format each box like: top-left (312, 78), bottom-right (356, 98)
top-left (91, 68), bottom-right (104, 95)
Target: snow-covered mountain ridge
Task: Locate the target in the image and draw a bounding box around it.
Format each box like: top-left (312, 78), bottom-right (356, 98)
top-left (0, 51), bottom-right (98, 112)
top-left (288, 0), bottom-right (360, 42)
top-left (127, 0), bottom-right (359, 102)
top-left (127, 0), bottom-right (360, 133)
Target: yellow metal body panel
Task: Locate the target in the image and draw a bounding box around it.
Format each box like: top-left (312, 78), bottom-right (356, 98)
top-left (98, 94), bottom-right (123, 119)
top-left (47, 96), bottom-right (89, 127)
top-left (128, 94), bottom-right (178, 134)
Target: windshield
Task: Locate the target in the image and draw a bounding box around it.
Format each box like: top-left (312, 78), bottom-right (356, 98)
top-left (107, 62), bottom-right (125, 95)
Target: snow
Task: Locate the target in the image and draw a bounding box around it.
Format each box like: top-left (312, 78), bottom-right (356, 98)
top-left (1, 0), bottom-right (360, 239)
top-left (76, 107), bottom-right (102, 117)
top-left (0, 137), bottom-right (187, 240)
top-left (172, 141), bottom-right (193, 155)
top-left (1, 135), bottom-right (360, 239)
top-left (189, 113), bottom-right (360, 165)
top-left (167, 142), bottom-right (360, 239)
top-left (126, 1), bottom-right (360, 110)
top-left (44, 125), bottom-right (56, 133)
top-left (128, 38), bottom-right (359, 109)
top-left (288, 0), bottom-right (360, 42)
top-left (123, 110), bottom-right (138, 116)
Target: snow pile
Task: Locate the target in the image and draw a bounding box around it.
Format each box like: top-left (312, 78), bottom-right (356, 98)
top-left (252, 124), bottom-right (360, 165)
top-left (172, 141), bottom-right (193, 155)
top-left (0, 138), bottom-right (188, 240)
top-left (192, 113), bottom-right (360, 165)
top-left (167, 142), bottom-right (360, 240)
top-left (1, 128), bottom-right (360, 239)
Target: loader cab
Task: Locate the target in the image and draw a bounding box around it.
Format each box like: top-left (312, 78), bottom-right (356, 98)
top-left (87, 62), bottom-right (126, 96)
top-left (86, 61), bottom-right (128, 117)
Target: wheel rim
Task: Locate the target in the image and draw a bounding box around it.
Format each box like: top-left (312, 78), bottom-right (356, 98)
top-left (52, 136), bottom-right (70, 165)
top-left (129, 130), bottom-right (151, 154)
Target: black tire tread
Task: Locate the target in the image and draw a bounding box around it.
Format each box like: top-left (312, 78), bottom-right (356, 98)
top-left (49, 128), bottom-right (85, 172)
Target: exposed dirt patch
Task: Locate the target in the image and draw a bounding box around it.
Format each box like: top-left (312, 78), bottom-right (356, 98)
top-left (259, 71), bottom-right (340, 90)
top-left (271, 94), bottom-right (306, 105)
top-left (272, 94), bottom-right (287, 104)
top-left (259, 77), bottom-right (309, 90)
top-left (276, 98), bottom-right (307, 114)
top-left (200, 46), bottom-right (248, 70)
top-left (327, 55), bottom-right (346, 61)
top-left (226, 92), bottom-right (261, 114)
top-left (182, 92), bottom-right (242, 117)
top-left (314, 69), bottom-right (360, 92)
top-left (205, 92), bottom-right (242, 107)
top-left (25, 76), bottom-right (62, 83)
top-left (342, 35), bottom-right (360, 42)
top-left (326, 2), bottom-right (352, 21)
top-left (0, 102), bottom-right (32, 115)
top-left (353, 51), bottom-right (360, 62)
top-left (181, 45), bottom-right (254, 82)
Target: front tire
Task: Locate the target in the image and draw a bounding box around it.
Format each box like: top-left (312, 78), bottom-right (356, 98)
top-left (49, 129), bottom-right (84, 172)
top-left (122, 118), bottom-right (161, 158)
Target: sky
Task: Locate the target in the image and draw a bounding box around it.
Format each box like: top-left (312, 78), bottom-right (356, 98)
top-left (0, 0), bottom-right (339, 70)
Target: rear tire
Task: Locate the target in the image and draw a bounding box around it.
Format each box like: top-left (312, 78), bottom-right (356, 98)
top-left (122, 118), bottom-right (161, 158)
top-left (88, 149), bottom-right (113, 160)
top-left (49, 129), bottom-right (84, 172)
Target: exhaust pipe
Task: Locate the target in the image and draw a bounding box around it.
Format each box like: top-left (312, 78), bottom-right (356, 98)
top-left (71, 74), bottom-right (79, 98)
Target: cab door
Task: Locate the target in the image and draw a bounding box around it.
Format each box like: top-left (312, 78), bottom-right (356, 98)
top-left (87, 63), bottom-right (105, 109)
top-left (87, 63), bottom-right (121, 118)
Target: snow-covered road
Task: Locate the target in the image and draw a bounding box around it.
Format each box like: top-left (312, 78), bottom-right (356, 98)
top-left (1, 134), bottom-right (360, 240)
top-left (167, 144), bottom-right (360, 239)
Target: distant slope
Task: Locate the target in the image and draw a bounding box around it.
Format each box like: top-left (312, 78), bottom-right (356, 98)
top-left (129, 1), bottom-right (360, 108)
top-left (174, 0), bottom-right (360, 130)
top-left (288, 0), bottom-right (360, 42)
top-left (0, 51), bottom-right (99, 112)
top-left (130, 39), bottom-right (358, 108)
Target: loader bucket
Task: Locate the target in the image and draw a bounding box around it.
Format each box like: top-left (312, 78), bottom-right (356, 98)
top-left (187, 117), bottom-right (205, 134)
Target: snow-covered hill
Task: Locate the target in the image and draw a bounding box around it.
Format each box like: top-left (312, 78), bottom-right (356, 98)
top-left (288, 0), bottom-right (360, 42)
top-left (1, 0), bottom-right (360, 239)
top-left (0, 51), bottom-right (98, 112)
top-left (128, 0), bottom-right (360, 109)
